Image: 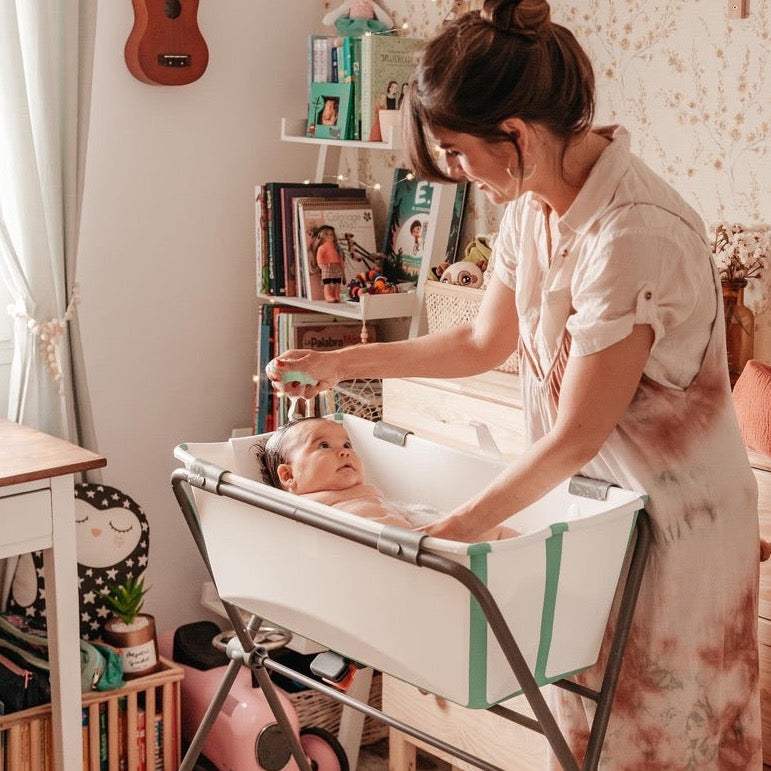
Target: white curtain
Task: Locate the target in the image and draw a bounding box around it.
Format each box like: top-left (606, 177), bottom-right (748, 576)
top-left (0, 0), bottom-right (97, 439)
top-left (0, 0), bottom-right (97, 607)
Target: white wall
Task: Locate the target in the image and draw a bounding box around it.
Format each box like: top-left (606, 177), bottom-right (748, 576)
top-left (77, 2), bottom-right (321, 635)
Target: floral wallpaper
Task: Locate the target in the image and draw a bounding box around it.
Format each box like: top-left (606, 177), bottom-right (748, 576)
top-left (320, 0), bottom-right (770, 361)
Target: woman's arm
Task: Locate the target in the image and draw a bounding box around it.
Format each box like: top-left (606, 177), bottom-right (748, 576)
top-left (421, 323), bottom-right (654, 541)
top-left (268, 276), bottom-right (520, 396)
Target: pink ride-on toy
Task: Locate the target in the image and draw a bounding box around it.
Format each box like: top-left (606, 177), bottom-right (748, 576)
top-left (158, 628), bottom-right (348, 770)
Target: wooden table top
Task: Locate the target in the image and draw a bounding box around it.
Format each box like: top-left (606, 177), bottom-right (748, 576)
top-left (0, 419), bottom-right (106, 488)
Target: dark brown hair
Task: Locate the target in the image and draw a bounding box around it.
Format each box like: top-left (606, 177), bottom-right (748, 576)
top-left (404, 0), bottom-right (595, 182)
top-left (262, 417), bottom-right (324, 489)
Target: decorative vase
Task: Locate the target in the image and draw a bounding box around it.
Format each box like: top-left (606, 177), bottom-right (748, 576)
top-left (721, 279), bottom-right (755, 387)
top-left (102, 613), bottom-right (160, 680)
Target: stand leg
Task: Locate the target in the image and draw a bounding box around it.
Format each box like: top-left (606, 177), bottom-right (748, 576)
top-left (178, 658), bottom-right (243, 771)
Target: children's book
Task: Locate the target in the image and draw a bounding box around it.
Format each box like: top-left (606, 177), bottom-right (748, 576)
top-left (360, 35), bottom-right (423, 142)
top-left (280, 185), bottom-right (365, 298)
top-left (292, 320), bottom-right (376, 351)
top-left (295, 198), bottom-right (378, 301)
top-left (381, 168), bottom-right (468, 285)
top-left (264, 181), bottom-right (332, 296)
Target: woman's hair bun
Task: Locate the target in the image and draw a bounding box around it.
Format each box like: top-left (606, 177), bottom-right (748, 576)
top-left (480, 0), bottom-right (551, 40)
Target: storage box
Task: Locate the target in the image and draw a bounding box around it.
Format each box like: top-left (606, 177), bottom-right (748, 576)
top-left (0, 657), bottom-right (183, 770)
top-left (175, 415), bottom-right (644, 709)
top-left (424, 281), bottom-right (518, 374)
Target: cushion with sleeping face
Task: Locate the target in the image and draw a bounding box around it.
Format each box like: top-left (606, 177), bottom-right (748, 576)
top-left (6, 483), bottom-right (150, 639)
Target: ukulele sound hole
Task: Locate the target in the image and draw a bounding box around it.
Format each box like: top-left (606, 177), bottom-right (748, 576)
top-left (164, 0), bottom-right (182, 19)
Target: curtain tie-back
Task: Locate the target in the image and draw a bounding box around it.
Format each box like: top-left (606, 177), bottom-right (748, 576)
top-left (11, 284), bottom-right (80, 394)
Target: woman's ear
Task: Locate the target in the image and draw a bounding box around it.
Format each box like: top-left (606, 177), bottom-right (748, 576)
top-left (499, 118), bottom-right (529, 147)
top-left (276, 464), bottom-right (295, 490)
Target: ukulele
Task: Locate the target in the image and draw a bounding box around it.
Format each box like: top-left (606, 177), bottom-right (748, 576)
top-left (125, 0), bottom-right (209, 86)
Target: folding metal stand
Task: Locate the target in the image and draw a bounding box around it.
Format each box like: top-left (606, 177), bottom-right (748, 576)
top-left (171, 467), bottom-right (651, 771)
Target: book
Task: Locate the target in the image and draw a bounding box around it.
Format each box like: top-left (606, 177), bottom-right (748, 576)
top-left (295, 198), bottom-right (378, 301)
top-left (360, 35), bottom-right (423, 142)
top-left (381, 167), bottom-right (468, 285)
top-left (281, 186), bottom-right (367, 299)
top-left (292, 320), bottom-right (376, 350)
top-left (254, 184), bottom-right (270, 295)
top-left (306, 81), bottom-right (354, 141)
top-left (264, 182), bottom-right (332, 296)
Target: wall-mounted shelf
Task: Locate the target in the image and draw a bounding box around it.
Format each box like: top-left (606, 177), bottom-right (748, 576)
top-left (281, 118), bottom-right (401, 150)
top-left (281, 118), bottom-right (402, 184)
top-left (257, 289), bottom-right (418, 322)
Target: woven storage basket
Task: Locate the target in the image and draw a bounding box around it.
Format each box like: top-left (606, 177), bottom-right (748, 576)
top-left (424, 281), bottom-right (518, 374)
top-left (288, 672), bottom-right (386, 746)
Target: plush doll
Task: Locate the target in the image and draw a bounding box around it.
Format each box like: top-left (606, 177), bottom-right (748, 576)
top-left (440, 260), bottom-right (485, 287)
top-left (432, 234), bottom-right (492, 285)
top-left (6, 483), bottom-right (150, 639)
top-left (322, 0), bottom-right (394, 35)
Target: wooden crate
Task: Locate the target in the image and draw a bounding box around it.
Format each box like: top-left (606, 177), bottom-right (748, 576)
top-left (0, 657), bottom-right (183, 771)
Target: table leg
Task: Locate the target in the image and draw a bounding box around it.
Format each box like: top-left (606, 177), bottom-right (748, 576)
top-left (44, 473), bottom-right (84, 770)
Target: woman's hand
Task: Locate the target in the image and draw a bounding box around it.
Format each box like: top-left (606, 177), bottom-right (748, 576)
top-left (266, 349), bottom-right (341, 400)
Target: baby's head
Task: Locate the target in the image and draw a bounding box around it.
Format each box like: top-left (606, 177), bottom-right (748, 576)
top-left (263, 418), bottom-right (364, 494)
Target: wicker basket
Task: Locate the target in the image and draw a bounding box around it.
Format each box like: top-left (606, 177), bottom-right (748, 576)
top-left (288, 672), bottom-right (386, 746)
top-left (424, 281), bottom-right (519, 374)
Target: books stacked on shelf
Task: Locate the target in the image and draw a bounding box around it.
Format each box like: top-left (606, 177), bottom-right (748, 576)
top-left (305, 33), bottom-right (423, 143)
top-left (381, 167), bottom-right (469, 286)
top-left (255, 182), bottom-right (369, 298)
top-left (294, 196), bottom-right (378, 301)
top-left (307, 34), bottom-right (360, 139)
top-left (252, 307), bottom-right (376, 434)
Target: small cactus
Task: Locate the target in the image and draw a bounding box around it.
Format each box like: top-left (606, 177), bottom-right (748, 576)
top-left (101, 576), bottom-right (150, 626)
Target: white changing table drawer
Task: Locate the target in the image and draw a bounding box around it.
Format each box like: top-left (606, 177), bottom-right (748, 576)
top-left (0, 485), bottom-right (52, 559)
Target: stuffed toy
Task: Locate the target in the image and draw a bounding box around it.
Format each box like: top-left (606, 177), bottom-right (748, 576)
top-left (431, 234), bottom-right (492, 285)
top-left (440, 260), bottom-right (485, 287)
top-left (322, 0), bottom-right (394, 35)
top-left (6, 483), bottom-right (150, 639)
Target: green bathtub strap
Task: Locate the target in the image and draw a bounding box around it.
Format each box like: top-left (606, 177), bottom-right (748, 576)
top-left (534, 522), bottom-right (568, 682)
top-left (467, 543), bottom-right (491, 707)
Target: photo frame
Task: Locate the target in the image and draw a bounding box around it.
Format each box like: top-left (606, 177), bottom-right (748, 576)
top-left (306, 82), bottom-right (353, 141)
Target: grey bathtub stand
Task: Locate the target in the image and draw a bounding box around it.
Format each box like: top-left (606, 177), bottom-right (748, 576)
top-left (171, 467), bottom-right (651, 771)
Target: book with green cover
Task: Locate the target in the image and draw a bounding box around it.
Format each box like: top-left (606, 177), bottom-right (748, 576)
top-left (381, 167), bottom-right (468, 285)
top-left (360, 35), bottom-right (422, 142)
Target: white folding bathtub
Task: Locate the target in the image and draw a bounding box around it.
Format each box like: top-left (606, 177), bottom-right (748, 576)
top-left (172, 414), bottom-right (645, 711)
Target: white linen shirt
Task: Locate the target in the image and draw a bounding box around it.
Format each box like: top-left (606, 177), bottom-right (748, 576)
top-left (493, 125), bottom-right (716, 390)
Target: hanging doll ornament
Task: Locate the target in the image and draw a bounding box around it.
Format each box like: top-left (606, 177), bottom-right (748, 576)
top-left (322, 0), bottom-right (394, 36)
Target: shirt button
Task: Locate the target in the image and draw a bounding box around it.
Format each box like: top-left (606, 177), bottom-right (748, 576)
top-left (644, 291), bottom-right (652, 300)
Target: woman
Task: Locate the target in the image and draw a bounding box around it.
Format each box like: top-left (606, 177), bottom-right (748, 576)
top-left (268, 0), bottom-right (762, 766)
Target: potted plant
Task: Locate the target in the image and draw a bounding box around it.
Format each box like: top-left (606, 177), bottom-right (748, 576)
top-left (100, 576), bottom-right (160, 679)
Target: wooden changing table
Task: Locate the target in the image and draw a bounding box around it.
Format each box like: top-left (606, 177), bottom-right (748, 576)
top-left (383, 373), bottom-right (771, 769)
top-left (0, 419), bottom-right (106, 770)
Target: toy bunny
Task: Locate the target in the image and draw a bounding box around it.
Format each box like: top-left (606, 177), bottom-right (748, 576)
top-left (322, 0), bottom-right (394, 35)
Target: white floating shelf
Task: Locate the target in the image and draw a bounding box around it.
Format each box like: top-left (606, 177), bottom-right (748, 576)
top-left (281, 118), bottom-right (401, 150)
top-left (257, 290), bottom-right (417, 321)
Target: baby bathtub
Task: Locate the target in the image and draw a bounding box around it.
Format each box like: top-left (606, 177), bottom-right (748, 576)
top-left (172, 414), bottom-right (645, 710)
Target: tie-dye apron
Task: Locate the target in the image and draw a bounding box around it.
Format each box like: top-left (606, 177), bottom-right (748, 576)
top-left (522, 274), bottom-right (763, 769)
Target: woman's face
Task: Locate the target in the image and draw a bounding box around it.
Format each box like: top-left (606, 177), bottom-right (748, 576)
top-left (433, 127), bottom-right (521, 205)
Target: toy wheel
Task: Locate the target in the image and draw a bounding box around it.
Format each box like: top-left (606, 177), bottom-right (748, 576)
top-left (299, 726), bottom-right (349, 771)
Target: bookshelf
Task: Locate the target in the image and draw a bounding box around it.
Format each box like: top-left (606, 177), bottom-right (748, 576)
top-left (268, 118), bottom-right (459, 339)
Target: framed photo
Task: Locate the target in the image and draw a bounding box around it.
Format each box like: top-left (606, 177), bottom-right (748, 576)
top-left (306, 82), bottom-right (353, 141)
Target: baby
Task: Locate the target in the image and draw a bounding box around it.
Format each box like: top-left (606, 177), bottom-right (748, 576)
top-left (262, 417), bottom-right (517, 541)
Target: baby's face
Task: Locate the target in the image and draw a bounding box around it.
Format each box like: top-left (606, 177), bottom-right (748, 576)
top-left (283, 420), bottom-right (364, 493)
